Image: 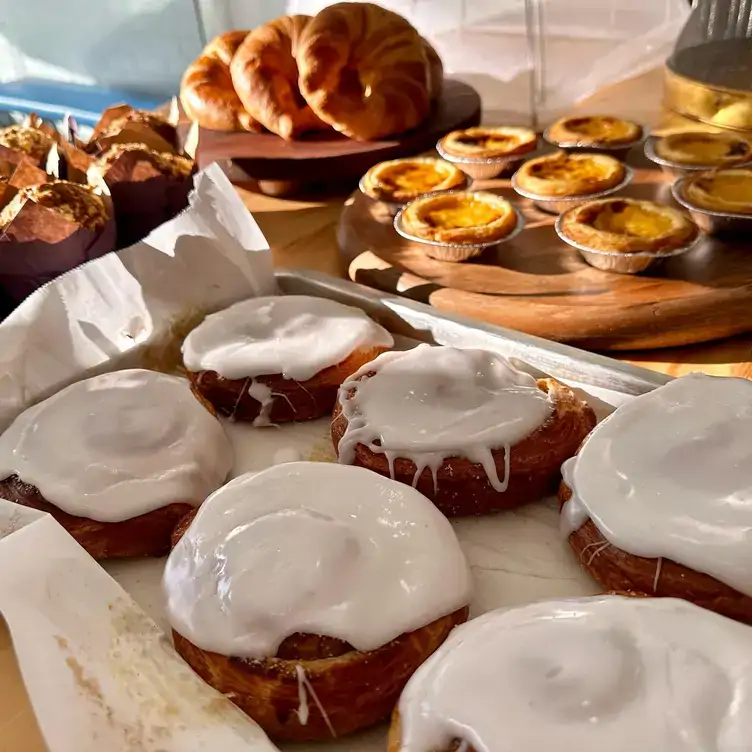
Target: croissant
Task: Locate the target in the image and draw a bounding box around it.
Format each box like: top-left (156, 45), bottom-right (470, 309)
top-left (230, 15), bottom-right (330, 140)
top-left (180, 31), bottom-right (263, 132)
top-left (296, 2), bottom-right (432, 141)
top-left (422, 37), bottom-right (444, 101)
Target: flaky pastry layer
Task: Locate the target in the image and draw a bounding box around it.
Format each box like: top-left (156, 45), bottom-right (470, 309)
top-left (560, 198), bottom-right (698, 253)
top-left (682, 168), bottom-right (752, 215)
top-left (401, 190), bottom-right (517, 244)
top-left (362, 157), bottom-right (466, 203)
top-left (655, 131), bottom-right (752, 167)
top-left (332, 377), bottom-right (596, 516)
top-left (548, 115), bottom-right (642, 147)
top-left (515, 151), bottom-right (626, 198)
top-left (439, 126), bottom-right (537, 159)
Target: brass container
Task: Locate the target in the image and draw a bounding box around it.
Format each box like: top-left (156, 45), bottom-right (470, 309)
top-left (663, 39), bottom-right (752, 136)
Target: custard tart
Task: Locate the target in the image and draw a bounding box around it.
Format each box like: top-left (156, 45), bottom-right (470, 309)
top-left (546, 114), bottom-right (643, 148)
top-left (559, 198), bottom-right (699, 254)
top-left (438, 126), bottom-right (537, 160)
top-left (400, 191), bottom-right (518, 245)
top-left (653, 131), bottom-right (752, 168)
top-left (680, 168), bottom-right (752, 215)
top-left (513, 151), bottom-right (626, 198)
top-left (360, 157), bottom-right (467, 204)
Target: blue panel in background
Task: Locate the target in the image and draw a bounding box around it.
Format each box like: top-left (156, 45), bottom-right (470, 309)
top-left (0, 78), bottom-right (172, 125)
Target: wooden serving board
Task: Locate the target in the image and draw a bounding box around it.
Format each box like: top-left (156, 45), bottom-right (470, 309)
top-left (338, 162), bottom-right (752, 351)
top-left (194, 79), bottom-right (480, 196)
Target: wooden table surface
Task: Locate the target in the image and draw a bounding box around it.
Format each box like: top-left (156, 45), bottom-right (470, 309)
top-left (2, 67), bottom-right (752, 751)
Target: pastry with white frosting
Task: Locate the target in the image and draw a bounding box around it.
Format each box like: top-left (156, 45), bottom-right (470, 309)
top-left (181, 295), bottom-right (393, 425)
top-left (332, 344), bottom-right (596, 516)
top-left (163, 461), bottom-right (472, 741)
top-left (560, 373), bottom-right (752, 623)
top-left (388, 594), bottom-right (752, 752)
top-left (0, 369), bottom-right (232, 559)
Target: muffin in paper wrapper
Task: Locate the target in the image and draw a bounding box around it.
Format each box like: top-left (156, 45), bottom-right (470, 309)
top-left (88, 105), bottom-right (180, 154)
top-left (0, 182), bottom-right (116, 304)
top-left (0, 123), bottom-right (57, 168)
top-left (88, 145), bottom-right (195, 249)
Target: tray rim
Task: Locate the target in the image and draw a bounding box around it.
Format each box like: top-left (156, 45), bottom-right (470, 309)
top-left (275, 269), bottom-right (671, 397)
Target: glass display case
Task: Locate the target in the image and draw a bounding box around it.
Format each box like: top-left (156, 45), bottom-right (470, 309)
top-left (664, 0), bottom-right (752, 133)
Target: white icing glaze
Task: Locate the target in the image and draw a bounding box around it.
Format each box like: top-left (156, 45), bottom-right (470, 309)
top-left (0, 369), bottom-right (232, 523)
top-left (181, 295), bottom-right (393, 381)
top-left (561, 373), bottom-right (752, 596)
top-left (336, 345), bottom-right (553, 491)
top-left (163, 461), bottom-right (471, 658)
top-left (397, 595), bottom-right (752, 752)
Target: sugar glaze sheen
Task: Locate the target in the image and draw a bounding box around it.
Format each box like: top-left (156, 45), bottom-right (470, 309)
top-left (163, 461), bottom-right (472, 659)
top-left (395, 595), bottom-right (752, 752)
top-left (561, 373), bottom-right (752, 596)
top-left (181, 294), bottom-right (394, 381)
top-left (336, 344), bottom-right (553, 491)
top-left (0, 368), bottom-right (232, 522)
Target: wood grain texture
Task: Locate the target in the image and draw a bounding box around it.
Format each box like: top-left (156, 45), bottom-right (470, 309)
top-left (3, 69), bottom-right (752, 752)
top-left (195, 79), bottom-right (480, 192)
top-left (339, 163), bottom-right (752, 351)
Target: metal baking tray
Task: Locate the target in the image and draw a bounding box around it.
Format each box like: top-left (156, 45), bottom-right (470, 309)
top-left (276, 269), bottom-right (670, 396)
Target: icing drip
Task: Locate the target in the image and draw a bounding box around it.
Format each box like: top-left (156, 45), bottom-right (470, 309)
top-left (295, 665), bottom-right (336, 737)
top-left (0, 369), bottom-right (232, 522)
top-left (397, 595), bottom-right (752, 752)
top-left (181, 295), bottom-right (393, 380)
top-left (248, 379), bottom-right (274, 427)
top-left (163, 462), bottom-right (471, 659)
top-left (337, 345), bottom-right (552, 492)
top-left (560, 374), bottom-right (752, 597)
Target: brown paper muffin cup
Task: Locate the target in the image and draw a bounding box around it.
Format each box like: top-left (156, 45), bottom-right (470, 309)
top-left (95, 150), bottom-right (195, 248)
top-left (0, 200), bottom-right (116, 303)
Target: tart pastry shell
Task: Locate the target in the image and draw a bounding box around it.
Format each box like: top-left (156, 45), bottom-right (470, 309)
top-left (558, 198), bottom-right (699, 254)
top-left (672, 171), bottom-right (752, 237)
top-left (170, 510), bottom-right (468, 741)
top-left (545, 115), bottom-right (643, 149)
top-left (332, 378), bottom-right (596, 517)
top-left (513, 151), bottom-right (628, 199)
top-left (187, 345), bottom-right (389, 424)
top-left (438, 126), bottom-right (538, 160)
top-left (398, 191), bottom-right (519, 245)
top-left (360, 157), bottom-right (468, 204)
top-left (560, 482), bottom-right (752, 625)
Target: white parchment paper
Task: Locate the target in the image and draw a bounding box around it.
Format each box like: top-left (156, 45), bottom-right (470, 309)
top-left (0, 164), bottom-right (634, 752)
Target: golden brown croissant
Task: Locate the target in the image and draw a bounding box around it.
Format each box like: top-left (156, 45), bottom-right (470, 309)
top-left (230, 15), bottom-right (330, 140)
top-left (296, 2), bottom-right (432, 141)
top-left (422, 37), bottom-right (444, 101)
top-left (180, 31), bottom-right (263, 132)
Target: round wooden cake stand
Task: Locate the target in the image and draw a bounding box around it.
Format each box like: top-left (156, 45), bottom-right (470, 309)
top-left (194, 79), bottom-right (481, 197)
top-left (338, 166), bottom-right (752, 351)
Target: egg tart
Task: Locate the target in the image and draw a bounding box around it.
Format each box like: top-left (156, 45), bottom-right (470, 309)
top-left (681, 168), bottom-right (752, 215)
top-left (559, 198), bottom-right (698, 254)
top-left (438, 126), bottom-right (537, 160)
top-left (360, 157), bottom-right (467, 204)
top-left (514, 151), bottom-right (626, 199)
top-left (546, 115), bottom-right (643, 148)
top-left (653, 131), bottom-right (752, 168)
top-left (400, 190), bottom-right (518, 247)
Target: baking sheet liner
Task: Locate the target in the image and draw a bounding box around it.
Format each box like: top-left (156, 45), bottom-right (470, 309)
top-left (0, 162), bottom-right (649, 752)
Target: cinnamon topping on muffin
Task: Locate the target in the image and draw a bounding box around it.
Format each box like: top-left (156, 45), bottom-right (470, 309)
top-left (0, 126), bottom-right (55, 161)
top-left (0, 181), bottom-right (109, 230)
top-left (99, 110), bottom-right (173, 138)
top-left (91, 143), bottom-right (194, 179)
